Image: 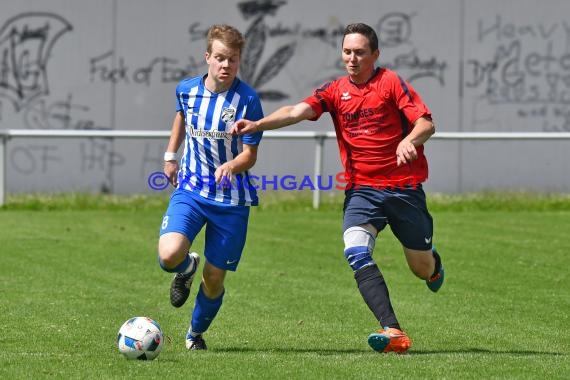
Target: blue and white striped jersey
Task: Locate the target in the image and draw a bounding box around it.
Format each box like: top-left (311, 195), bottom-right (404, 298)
top-left (175, 76), bottom-right (263, 206)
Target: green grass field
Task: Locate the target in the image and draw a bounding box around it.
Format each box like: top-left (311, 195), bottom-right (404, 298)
top-left (1, 193), bottom-right (569, 379)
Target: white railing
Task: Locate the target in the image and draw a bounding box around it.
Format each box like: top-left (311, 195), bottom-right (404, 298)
top-left (1, 129), bottom-right (570, 208)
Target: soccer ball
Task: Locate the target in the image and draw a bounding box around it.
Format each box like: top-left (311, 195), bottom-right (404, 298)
top-left (117, 316), bottom-right (164, 360)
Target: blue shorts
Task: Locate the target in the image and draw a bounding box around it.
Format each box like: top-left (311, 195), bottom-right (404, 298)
top-left (343, 185), bottom-right (433, 250)
top-left (159, 189), bottom-right (250, 271)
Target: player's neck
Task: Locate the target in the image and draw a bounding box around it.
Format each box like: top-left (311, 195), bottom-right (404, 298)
top-left (204, 75), bottom-right (233, 94)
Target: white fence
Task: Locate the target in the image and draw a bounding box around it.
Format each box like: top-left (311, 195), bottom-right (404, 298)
top-left (1, 130), bottom-right (570, 208)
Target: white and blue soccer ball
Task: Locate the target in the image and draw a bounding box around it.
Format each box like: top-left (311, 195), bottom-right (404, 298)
top-left (117, 316), bottom-right (164, 360)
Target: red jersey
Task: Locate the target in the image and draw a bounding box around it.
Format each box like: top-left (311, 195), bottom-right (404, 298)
top-left (303, 68), bottom-right (431, 188)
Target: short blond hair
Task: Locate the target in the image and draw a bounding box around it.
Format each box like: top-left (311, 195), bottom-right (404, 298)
top-left (206, 24), bottom-right (245, 55)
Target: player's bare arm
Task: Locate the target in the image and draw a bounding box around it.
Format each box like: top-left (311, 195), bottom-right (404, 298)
top-left (164, 111), bottom-right (186, 185)
top-left (214, 143), bottom-right (258, 184)
top-left (396, 117), bottom-right (435, 166)
top-left (231, 102), bottom-right (315, 135)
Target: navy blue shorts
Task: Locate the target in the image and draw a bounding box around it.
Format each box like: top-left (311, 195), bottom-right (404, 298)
top-left (343, 185), bottom-right (433, 250)
top-left (159, 189), bottom-right (250, 271)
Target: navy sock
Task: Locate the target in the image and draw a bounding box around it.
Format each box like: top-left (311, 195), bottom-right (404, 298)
top-left (190, 285), bottom-right (224, 334)
top-left (354, 264), bottom-right (400, 330)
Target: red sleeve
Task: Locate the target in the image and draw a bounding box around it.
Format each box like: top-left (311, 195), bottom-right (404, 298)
top-left (391, 72), bottom-right (431, 124)
top-left (302, 81), bottom-right (336, 121)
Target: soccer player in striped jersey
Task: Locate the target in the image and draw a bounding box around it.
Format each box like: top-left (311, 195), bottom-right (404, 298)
top-left (232, 22), bottom-right (444, 354)
top-left (157, 24), bottom-right (263, 351)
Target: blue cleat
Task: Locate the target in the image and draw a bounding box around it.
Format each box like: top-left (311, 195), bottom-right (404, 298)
top-left (426, 248), bottom-right (444, 292)
top-left (367, 332), bottom-right (391, 352)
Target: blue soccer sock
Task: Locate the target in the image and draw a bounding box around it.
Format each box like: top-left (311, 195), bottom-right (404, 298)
top-left (189, 285), bottom-right (225, 335)
top-left (158, 253), bottom-right (191, 273)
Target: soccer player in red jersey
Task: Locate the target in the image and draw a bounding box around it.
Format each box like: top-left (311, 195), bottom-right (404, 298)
top-left (232, 22), bottom-right (444, 353)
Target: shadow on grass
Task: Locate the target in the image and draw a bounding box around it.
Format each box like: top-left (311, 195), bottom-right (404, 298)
top-left (208, 346), bottom-right (566, 356)
top-left (206, 347), bottom-right (367, 355)
top-left (408, 348), bottom-right (566, 356)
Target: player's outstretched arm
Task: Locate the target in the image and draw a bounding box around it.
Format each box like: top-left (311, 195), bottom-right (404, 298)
top-left (231, 102), bottom-right (315, 135)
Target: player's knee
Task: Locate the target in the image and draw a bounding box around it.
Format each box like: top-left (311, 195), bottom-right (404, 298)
top-left (343, 226), bottom-right (376, 271)
top-left (158, 252), bottom-right (181, 272)
top-left (157, 246), bottom-right (188, 272)
top-left (157, 246), bottom-right (179, 266)
top-left (158, 233), bottom-right (188, 270)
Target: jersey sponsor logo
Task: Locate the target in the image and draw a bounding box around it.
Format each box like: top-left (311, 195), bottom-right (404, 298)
top-left (342, 106), bottom-right (383, 122)
top-left (188, 127), bottom-right (232, 140)
top-left (221, 106), bottom-right (236, 124)
top-left (345, 125), bottom-right (382, 137)
top-left (341, 91), bottom-right (351, 101)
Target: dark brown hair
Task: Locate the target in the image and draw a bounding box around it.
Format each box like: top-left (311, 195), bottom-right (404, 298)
top-left (343, 23), bottom-right (379, 52)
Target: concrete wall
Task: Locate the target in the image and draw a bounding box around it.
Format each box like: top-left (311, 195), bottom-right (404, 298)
top-left (1, 0), bottom-right (569, 195)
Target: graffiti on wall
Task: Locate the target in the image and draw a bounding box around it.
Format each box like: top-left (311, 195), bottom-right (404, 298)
top-left (466, 15), bottom-right (570, 131)
top-left (89, 51), bottom-right (206, 86)
top-left (377, 12), bottom-right (447, 86)
top-left (0, 12), bottom-right (72, 111)
top-left (23, 93), bottom-right (107, 130)
top-left (1, 1), bottom-right (569, 193)
top-left (0, 2), bottom-right (448, 193)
